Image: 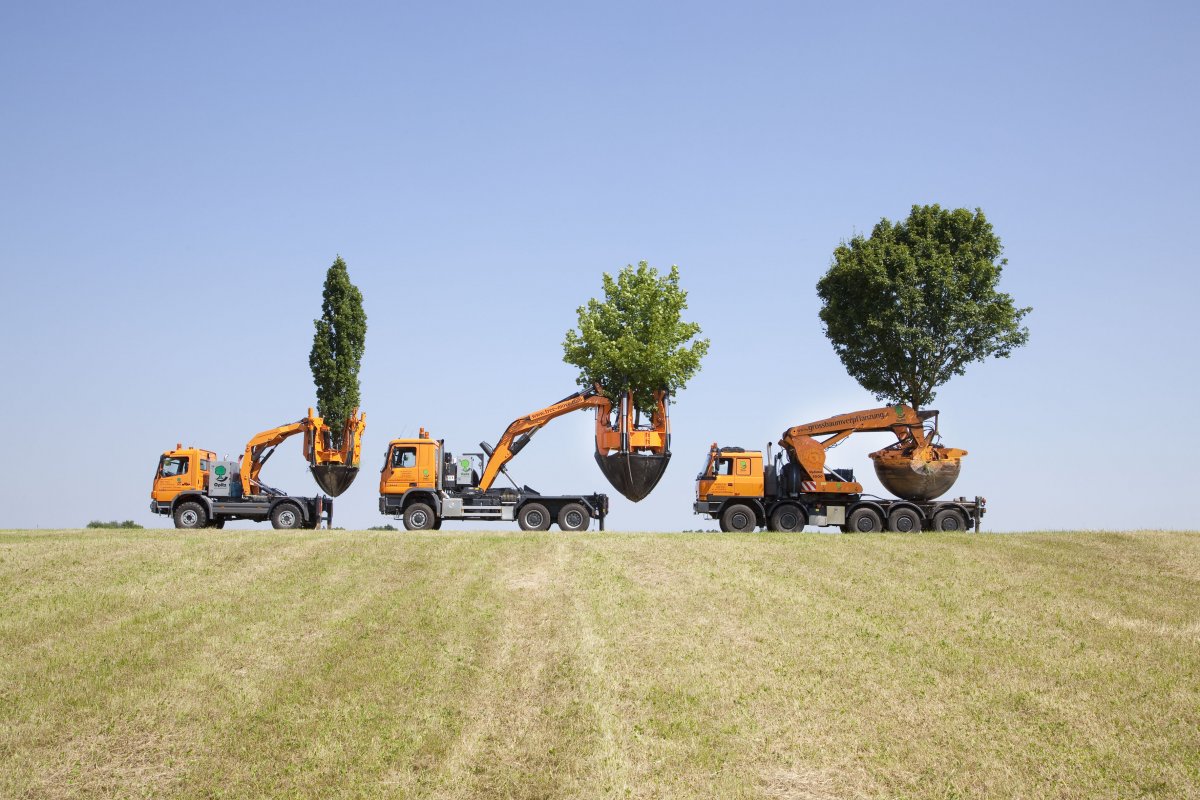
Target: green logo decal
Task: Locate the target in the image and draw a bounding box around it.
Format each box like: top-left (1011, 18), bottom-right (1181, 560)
top-left (215, 465), bottom-right (227, 476)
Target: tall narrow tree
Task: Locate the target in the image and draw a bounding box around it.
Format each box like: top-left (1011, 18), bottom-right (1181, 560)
top-left (309, 256), bottom-right (367, 442)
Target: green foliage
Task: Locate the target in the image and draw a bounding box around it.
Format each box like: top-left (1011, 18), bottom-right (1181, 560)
top-left (563, 262), bottom-right (709, 413)
top-left (86, 520), bottom-right (142, 529)
top-left (309, 256), bottom-right (367, 442)
top-left (367, 524), bottom-right (398, 531)
top-left (817, 205), bottom-right (1031, 411)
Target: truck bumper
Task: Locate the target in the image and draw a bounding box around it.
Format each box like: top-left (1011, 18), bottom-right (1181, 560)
top-left (693, 501), bottom-right (717, 515)
top-left (150, 500), bottom-right (169, 515)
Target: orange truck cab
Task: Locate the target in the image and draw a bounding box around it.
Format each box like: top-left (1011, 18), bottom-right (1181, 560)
top-left (379, 428), bottom-right (608, 531)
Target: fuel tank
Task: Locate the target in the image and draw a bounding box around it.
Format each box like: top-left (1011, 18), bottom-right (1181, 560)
top-left (310, 464), bottom-right (359, 497)
top-left (595, 452), bottom-right (671, 502)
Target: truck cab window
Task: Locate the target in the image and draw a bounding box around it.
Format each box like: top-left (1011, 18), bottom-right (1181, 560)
top-left (716, 458), bottom-right (733, 476)
top-left (392, 447), bottom-right (417, 469)
top-left (160, 457), bottom-right (189, 477)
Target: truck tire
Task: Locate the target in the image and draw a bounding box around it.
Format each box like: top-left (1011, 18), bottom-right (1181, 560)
top-left (557, 503), bottom-right (590, 532)
top-left (174, 501), bottom-right (207, 530)
top-left (720, 503), bottom-right (757, 533)
top-left (888, 507), bottom-right (921, 533)
top-left (403, 502), bottom-right (437, 531)
top-left (769, 504), bottom-right (806, 533)
top-left (932, 508), bottom-right (967, 531)
top-left (271, 503), bottom-right (303, 530)
top-left (207, 519), bottom-right (225, 529)
top-left (845, 507), bottom-right (883, 533)
top-left (518, 503), bottom-right (551, 531)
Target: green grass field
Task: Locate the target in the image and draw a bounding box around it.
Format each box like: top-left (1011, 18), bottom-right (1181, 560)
top-left (1, 530), bottom-right (1197, 799)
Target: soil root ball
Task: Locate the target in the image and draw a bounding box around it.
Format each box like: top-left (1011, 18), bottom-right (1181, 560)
top-left (595, 453), bottom-right (671, 502)
top-left (871, 454), bottom-right (961, 501)
top-left (310, 465), bottom-right (359, 497)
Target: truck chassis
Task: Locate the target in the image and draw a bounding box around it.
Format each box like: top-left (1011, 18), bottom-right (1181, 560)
top-left (694, 493), bottom-right (985, 533)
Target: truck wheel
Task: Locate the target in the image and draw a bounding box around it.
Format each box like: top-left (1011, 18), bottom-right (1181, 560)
top-left (174, 501), bottom-right (207, 530)
top-left (271, 503), bottom-right (303, 530)
top-left (933, 508), bottom-right (967, 531)
top-left (557, 503), bottom-right (590, 532)
top-left (403, 503), bottom-right (437, 531)
top-left (846, 507), bottom-right (883, 533)
top-left (721, 504), bottom-right (757, 533)
top-left (518, 503), bottom-right (551, 531)
top-left (769, 504), bottom-right (806, 533)
top-left (888, 507), bottom-right (922, 533)
top-left (207, 519), bottom-right (225, 529)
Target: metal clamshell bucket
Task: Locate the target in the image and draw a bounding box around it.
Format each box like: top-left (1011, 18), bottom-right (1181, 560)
top-left (310, 464), bottom-right (360, 497)
top-left (871, 455), bottom-right (961, 501)
top-left (595, 452), bottom-right (671, 502)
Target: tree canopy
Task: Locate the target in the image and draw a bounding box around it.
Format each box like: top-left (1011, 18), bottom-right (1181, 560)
top-left (816, 205), bottom-right (1030, 412)
top-left (309, 256), bottom-right (367, 442)
top-left (563, 262), bottom-right (709, 414)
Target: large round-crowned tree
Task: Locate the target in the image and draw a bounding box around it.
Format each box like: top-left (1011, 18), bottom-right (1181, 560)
top-left (563, 262), bottom-right (709, 414)
top-left (817, 205), bottom-right (1030, 412)
top-left (309, 256), bottom-right (367, 442)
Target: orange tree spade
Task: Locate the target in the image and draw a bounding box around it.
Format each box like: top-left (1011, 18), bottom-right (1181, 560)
top-left (309, 256), bottom-right (367, 443)
top-left (563, 262), bottom-right (709, 415)
top-left (817, 205), bottom-right (1031, 412)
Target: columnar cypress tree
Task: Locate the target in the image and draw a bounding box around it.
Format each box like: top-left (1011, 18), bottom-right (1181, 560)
top-left (309, 256), bottom-right (367, 442)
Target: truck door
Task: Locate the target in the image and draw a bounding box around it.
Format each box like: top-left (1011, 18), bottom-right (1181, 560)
top-left (153, 454), bottom-right (192, 503)
top-left (384, 445), bottom-right (420, 492)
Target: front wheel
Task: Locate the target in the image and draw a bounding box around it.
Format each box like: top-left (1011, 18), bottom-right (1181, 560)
top-left (174, 501), bottom-right (207, 530)
top-left (557, 503), bottom-right (590, 532)
top-left (720, 503), bottom-right (757, 533)
top-left (271, 503), bottom-right (303, 530)
top-left (403, 502), bottom-right (437, 531)
top-left (518, 503), bottom-right (551, 531)
top-left (769, 504), bottom-right (806, 533)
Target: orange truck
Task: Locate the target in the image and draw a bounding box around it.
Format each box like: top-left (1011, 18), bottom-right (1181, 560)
top-left (151, 408), bottom-right (364, 529)
top-left (694, 404), bottom-right (985, 533)
top-left (378, 386), bottom-right (668, 531)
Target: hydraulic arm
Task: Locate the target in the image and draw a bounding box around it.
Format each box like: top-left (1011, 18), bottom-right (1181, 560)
top-left (241, 408), bottom-right (366, 497)
top-left (778, 404), bottom-right (965, 496)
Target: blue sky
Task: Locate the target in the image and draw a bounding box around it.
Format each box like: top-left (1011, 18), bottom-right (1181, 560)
top-left (1, 2), bottom-right (1196, 531)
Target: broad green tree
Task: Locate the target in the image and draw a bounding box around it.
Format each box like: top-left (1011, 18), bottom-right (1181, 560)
top-left (563, 262), bottom-right (709, 414)
top-left (309, 256), bottom-right (367, 442)
top-left (817, 205), bottom-right (1030, 412)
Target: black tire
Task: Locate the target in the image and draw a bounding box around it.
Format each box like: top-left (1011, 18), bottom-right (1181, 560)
top-left (769, 504), bottom-right (806, 533)
top-left (403, 502), bottom-right (437, 531)
top-left (932, 508), bottom-right (967, 532)
top-left (518, 503), bottom-right (551, 531)
top-left (721, 503), bottom-right (757, 533)
top-left (173, 501), bottom-right (207, 530)
top-left (271, 503), bottom-right (303, 530)
top-left (888, 507), bottom-right (922, 533)
top-left (557, 503), bottom-right (590, 532)
top-left (846, 507), bottom-right (883, 533)
top-left (207, 519), bottom-right (225, 529)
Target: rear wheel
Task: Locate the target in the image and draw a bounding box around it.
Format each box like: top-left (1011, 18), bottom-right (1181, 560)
top-left (721, 503), bottom-right (757, 533)
top-left (933, 508), bottom-right (967, 531)
top-left (769, 504), bottom-right (806, 533)
top-left (845, 507), bottom-right (883, 533)
top-left (173, 501), bottom-right (207, 530)
top-left (271, 503), bottom-right (303, 530)
top-left (403, 502), bottom-right (437, 531)
top-left (888, 507), bottom-right (922, 533)
top-left (207, 519), bottom-right (225, 529)
top-left (557, 503), bottom-right (590, 532)
top-left (518, 503), bottom-right (551, 531)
